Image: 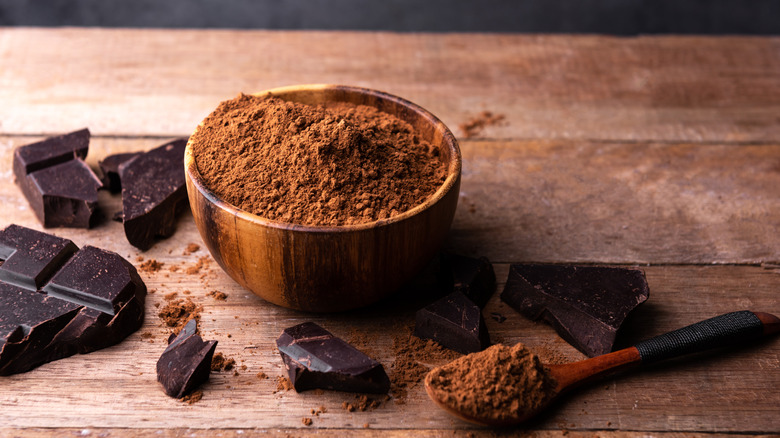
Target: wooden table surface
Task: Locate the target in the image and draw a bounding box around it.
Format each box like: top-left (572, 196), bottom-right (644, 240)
top-left (1, 28), bottom-right (779, 437)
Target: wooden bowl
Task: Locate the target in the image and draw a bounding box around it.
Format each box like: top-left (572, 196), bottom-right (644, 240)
top-left (184, 84), bottom-right (461, 312)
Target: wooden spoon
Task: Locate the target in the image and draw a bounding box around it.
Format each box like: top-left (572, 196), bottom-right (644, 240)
top-left (425, 310), bottom-right (780, 427)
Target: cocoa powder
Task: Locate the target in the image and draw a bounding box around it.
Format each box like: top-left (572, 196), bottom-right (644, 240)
top-left (190, 94), bottom-right (447, 226)
top-left (425, 343), bottom-right (556, 423)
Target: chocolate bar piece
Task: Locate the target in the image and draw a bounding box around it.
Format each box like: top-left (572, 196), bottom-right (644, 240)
top-left (98, 152), bottom-right (141, 193)
top-left (414, 291), bottom-right (490, 354)
top-left (276, 322), bottom-right (390, 394)
top-left (13, 129), bottom-right (102, 228)
top-left (119, 139), bottom-right (188, 250)
top-left (157, 319), bottom-right (217, 398)
top-left (440, 253), bottom-right (496, 308)
top-left (0, 224), bottom-right (146, 375)
top-left (501, 264), bottom-right (650, 357)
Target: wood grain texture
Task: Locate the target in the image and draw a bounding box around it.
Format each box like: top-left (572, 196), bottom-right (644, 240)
top-left (1, 30), bottom-right (780, 436)
top-left (1, 29), bottom-right (779, 142)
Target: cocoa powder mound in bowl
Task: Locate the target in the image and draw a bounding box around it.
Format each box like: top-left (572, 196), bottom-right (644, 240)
top-left (185, 84), bottom-right (461, 312)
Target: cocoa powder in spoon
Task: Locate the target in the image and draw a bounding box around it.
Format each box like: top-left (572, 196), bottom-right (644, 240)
top-left (190, 94), bottom-right (447, 226)
top-left (425, 343), bottom-right (557, 423)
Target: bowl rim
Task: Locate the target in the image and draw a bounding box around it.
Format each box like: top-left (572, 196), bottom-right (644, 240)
top-left (184, 83), bottom-right (462, 233)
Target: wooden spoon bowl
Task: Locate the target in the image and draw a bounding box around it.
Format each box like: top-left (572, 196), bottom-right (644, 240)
top-left (184, 84), bottom-right (461, 312)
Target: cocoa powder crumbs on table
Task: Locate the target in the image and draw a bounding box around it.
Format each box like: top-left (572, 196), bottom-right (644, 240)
top-left (138, 259), bottom-right (164, 273)
top-left (389, 328), bottom-right (461, 403)
top-left (207, 290), bottom-right (228, 301)
top-left (185, 256), bottom-right (211, 275)
top-left (183, 243), bottom-right (200, 255)
top-left (180, 390), bottom-right (203, 404)
top-left (458, 110), bottom-right (506, 138)
top-left (190, 94), bottom-right (447, 227)
top-left (211, 352), bottom-right (236, 371)
top-left (256, 371), bottom-right (268, 380)
top-left (301, 417), bottom-right (313, 426)
top-left (158, 296), bottom-right (202, 334)
top-left (275, 376), bottom-right (293, 392)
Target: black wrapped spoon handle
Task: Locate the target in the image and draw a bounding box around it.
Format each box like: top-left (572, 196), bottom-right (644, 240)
top-left (548, 311), bottom-right (780, 395)
top-left (635, 310), bottom-right (780, 364)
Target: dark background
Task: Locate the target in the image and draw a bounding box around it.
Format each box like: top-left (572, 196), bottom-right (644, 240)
top-left (1, 0), bottom-right (778, 34)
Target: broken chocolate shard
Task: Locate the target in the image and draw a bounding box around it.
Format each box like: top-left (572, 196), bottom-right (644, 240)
top-left (120, 139), bottom-right (188, 250)
top-left (13, 129), bottom-right (102, 228)
top-left (0, 224), bottom-right (146, 375)
top-left (276, 322), bottom-right (390, 394)
top-left (414, 291), bottom-right (491, 354)
top-left (440, 253), bottom-right (496, 308)
top-left (501, 264), bottom-right (650, 357)
top-left (98, 152), bottom-right (141, 193)
top-left (157, 319), bottom-right (217, 398)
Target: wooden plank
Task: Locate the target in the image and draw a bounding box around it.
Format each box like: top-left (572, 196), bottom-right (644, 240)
top-left (0, 428), bottom-right (757, 438)
top-left (2, 136), bottom-right (778, 265)
top-left (1, 29), bottom-right (779, 142)
top-left (450, 139), bottom-right (780, 264)
top-left (0, 232), bottom-right (778, 433)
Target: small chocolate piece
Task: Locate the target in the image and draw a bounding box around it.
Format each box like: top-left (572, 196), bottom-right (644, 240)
top-left (98, 152), bottom-right (141, 193)
top-left (0, 224), bottom-right (146, 375)
top-left (501, 264), bottom-right (650, 357)
top-left (156, 319), bottom-right (217, 398)
top-left (440, 253), bottom-right (496, 308)
top-left (414, 291), bottom-right (491, 354)
top-left (13, 129), bottom-right (102, 228)
top-left (276, 322), bottom-right (390, 394)
top-left (120, 139), bottom-right (188, 250)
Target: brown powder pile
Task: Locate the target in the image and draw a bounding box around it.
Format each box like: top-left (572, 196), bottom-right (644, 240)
top-left (180, 390), bottom-right (203, 404)
top-left (185, 256), bottom-right (210, 275)
top-left (342, 395), bottom-right (383, 412)
top-left (157, 297), bottom-right (203, 334)
top-left (211, 352), bottom-right (236, 371)
top-left (207, 290), bottom-right (227, 301)
top-left (275, 376), bottom-right (294, 392)
top-left (390, 329), bottom-right (461, 403)
top-left (190, 94), bottom-right (447, 226)
top-left (459, 111), bottom-right (506, 138)
top-left (425, 343), bottom-right (557, 423)
top-left (139, 259), bottom-right (163, 273)
top-left (183, 243), bottom-right (200, 255)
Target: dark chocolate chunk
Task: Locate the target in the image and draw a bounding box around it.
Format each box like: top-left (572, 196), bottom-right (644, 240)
top-left (0, 224), bottom-right (146, 375)
top-left (13, 129), bottom-right (102, 228)
top-left (276, 322), bottom-right (390, 394)
top-left (440, 253), bottom-right (496, 308)
top-left (501, 264), bottom-right (650, 357)
top-left (156, 319), bottom-right (217, 398)
top-left (98, 152), bottom-right (141, 193)
top-left (414, 291), bottom-right (491, 354)
top-left (119, 139), bottom-right (188, 250)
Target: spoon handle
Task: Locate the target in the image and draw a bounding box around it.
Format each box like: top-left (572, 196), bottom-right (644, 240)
top-left (635, 310), bottom-right (780, 365)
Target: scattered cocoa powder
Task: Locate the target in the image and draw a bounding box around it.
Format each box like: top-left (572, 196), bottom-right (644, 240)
top-left (211, 352), bottom-right (236, 371)
top-left (275, 376), bottom-right (294, 392)
top-left (157, 297), bottom-right (202, 334)
top-left (185, 256), bottom-right (211, 275)
top-left (139, 259), bottom-right (163, 273)
top-left (190, 94), bottom-right (447, 226)
top-left (256, 371), bottom-right (268, 380)
top-left (183, 243), bottom-right (200, 255)
top-left (180, 390), bottom-right (203, 404)
top-left (342, 395), bottom-right (382, 412)
top-left (389, 328), bottom-right (461, 403)
top-left (207, 290), bottom-right (227, 301)
top-left (425, 343), bottom-right (557, 423)
top-left (458, 111), bottom-right (506, 138)
top-left (301, 417), bottom-right (313, 426)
